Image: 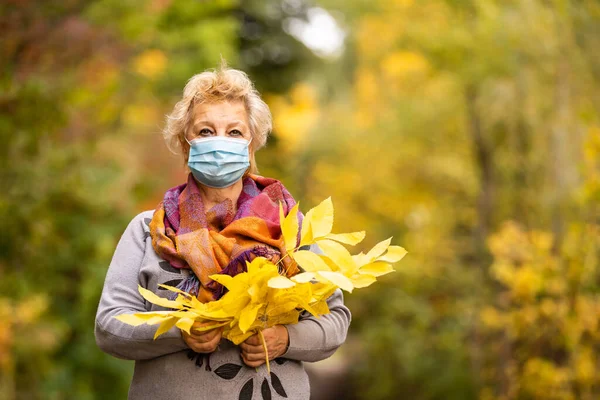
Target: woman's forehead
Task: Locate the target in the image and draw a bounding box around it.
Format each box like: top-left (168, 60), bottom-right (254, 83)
top-left (191, 100), bottom-right (249, 124)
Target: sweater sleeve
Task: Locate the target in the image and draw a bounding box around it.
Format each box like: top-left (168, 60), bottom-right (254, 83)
top-left (94, 212), bottom-right (188, 360)
top-left (282, 288), bottom-right (351, 362)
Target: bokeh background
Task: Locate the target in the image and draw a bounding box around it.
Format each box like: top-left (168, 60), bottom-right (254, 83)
top-left (1, 0), bottom-right (599, 399)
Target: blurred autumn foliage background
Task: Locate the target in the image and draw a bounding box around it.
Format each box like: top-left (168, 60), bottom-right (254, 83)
top-left (1, 0), bottom-right (599, 399)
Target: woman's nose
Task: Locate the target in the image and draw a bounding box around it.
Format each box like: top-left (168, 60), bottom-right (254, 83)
top-left (214, 129), bottom-right (229, 137)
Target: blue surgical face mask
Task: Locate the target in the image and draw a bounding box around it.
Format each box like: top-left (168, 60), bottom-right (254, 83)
top-left (186, 136), bottom-right (252, 188)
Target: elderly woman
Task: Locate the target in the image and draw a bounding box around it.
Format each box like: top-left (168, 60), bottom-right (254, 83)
top-left (94, 65), bottom-right (351, 400)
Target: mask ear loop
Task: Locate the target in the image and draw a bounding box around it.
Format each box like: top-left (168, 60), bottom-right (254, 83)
top-left (243, 137), bottom-right (254, 178)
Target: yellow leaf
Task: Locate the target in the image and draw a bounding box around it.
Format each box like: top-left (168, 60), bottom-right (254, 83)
top-left (220, 292), bottom-right (251, 315)
top-left (194, 311), bottom-right (231, 322)
top-left (325, 231), bottom-right (366, 245)
top-left (138, 286), bottom-right (183, 309)
top-left (317, 271), bottom-right (354, 292)
top-left (157, 284), bottom-right (188, 295)
top-left (190, 320), bottom-right (230, 334)
top-left (246, 257), bottom-right (274, 275)
top-left (208, 274), bottom-right (235, 290)
top-left (266, 302), bottom-right (302, 318)
top-left (300, 302), bottom-right (325, 317)
top-left (311, 282), bottom-right (338, 300)
top-left (146, 314), bottom-right (174, 325)
top-left (309, 299), bottom-right (330, 315)
top-left (200, 303), bottom-right (231, 321)
top-left (377, 246), bottom-right (407, 263)
top-left (267, 310), bottom-right (301, 325)
top-left (351, 273), bottom-right (377, 288)
top-left (154, 316), bottom-right (177, 339)
top-left (352, 252), bottom-right (369, 267)
top-left (175, 318), bottom-right (195, 335)
top-left (169, 310), bottom-right (197, 320)
top-left (156, 284), bottom-right (207, 310)
top-left (239, 304), bottom-right (262, 333)
top-left (364, 237), bottom-right (392, 263)
top-left (269, 284), bottom-right (321, 316)
top-left (280, 202), bottom-right (300, 252)
top-left (300, 218), bottom-right (314, 247)
top-left (319, 253), bottom-right (342, 272)
top-left (114, 311), bottom-right (173, 326)
top-left (359, 262), bottom-right (395, 277)
top-left (304, 197), bottom-right (334, 240)
top-left (316, 239), bottom-right (357, 275)
top-left (268, 276), bottom-right (296, 289)
top-left (248, 279), bottom-right (271, 303)
top-left (226, 326), bottom-right (256, 345)
top-left (293, 250), bottom-right (332, 272)
top-left (291, 272), bottom-right (316, 283)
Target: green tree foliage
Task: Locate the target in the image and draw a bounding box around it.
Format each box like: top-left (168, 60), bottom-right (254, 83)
top-left (2, 0), bottom-right (600, 399)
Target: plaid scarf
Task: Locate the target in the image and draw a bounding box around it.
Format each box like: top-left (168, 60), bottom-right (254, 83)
top-left (149, 173), bottom-right (301, 303)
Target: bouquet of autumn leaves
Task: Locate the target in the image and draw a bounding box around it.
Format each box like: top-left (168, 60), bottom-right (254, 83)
top-left (116, 198), bottom-right (406, 371)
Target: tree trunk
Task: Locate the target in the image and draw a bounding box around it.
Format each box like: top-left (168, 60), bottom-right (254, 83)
top-left (465, 84), bottom-right (494, 254)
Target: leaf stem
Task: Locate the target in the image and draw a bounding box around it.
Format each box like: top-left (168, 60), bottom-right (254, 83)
top-left (275, 242), bottom-right (312, 275)
top-left (258, 329), bottom-right (270, 374)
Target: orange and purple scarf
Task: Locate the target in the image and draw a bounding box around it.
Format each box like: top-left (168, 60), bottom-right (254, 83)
top-left (149, 173), bottom-right (301, 303)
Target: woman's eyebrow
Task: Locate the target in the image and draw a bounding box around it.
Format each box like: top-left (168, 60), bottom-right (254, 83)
top-left (192, 120), bottom-right (215, 128)
top-left (192, 120), bottom-right (247, 129)
top-left (226, 120), bottom-right (248, 129)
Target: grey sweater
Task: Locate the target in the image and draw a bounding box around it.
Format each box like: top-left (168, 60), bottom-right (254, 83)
top-left (94, 210), bottom-right (351, 400)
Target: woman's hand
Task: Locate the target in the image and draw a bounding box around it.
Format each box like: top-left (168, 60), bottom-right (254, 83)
top-left (239, 325), bottom-right (289, 368)
top-left (181, 321), bottom-right (223, 353)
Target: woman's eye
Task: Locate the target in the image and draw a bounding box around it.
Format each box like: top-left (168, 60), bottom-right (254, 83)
top-left (199, 128), bottom-right (213, 136)
top-left (229, 129), bottom-right (242, 136)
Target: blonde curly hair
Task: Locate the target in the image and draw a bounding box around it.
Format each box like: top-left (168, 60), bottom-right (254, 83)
top-left (163, 62), bottom-right (272, 174)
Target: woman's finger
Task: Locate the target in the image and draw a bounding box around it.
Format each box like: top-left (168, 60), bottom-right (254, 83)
top-left (186, 332), bottom-right (211, 344)
top-left (191, 333), bottom-right (221, 353)
top-left (191, 321), bottom-right (220, 329)
top-left (241, 351), bottom-right (265, 362)
top-left (243, 360), bottom-right (262, 368)
top-left (241, 353), bottom-right (264, 368)
top-left (189, 327), bottom-right (221, 342)
top-left (191, 325), bottom-right (221, 336)
top-left (182, 327), bottom-right (222, 353)
top-left (244, 334), bottom-right (261, 346)
top-left (239, 342), bottom-right (263, 354)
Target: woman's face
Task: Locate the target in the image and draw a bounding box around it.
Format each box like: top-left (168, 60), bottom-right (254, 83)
top-left (185, 100), bottom-right (252, 143)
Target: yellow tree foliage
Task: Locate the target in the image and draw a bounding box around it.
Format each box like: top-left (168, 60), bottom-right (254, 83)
top-left (267, 83), bottom-right (320, 153)
top-left (481, 218), bottom-right (600, 399)
top-left (269, 1), bottom-right (600, 398)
